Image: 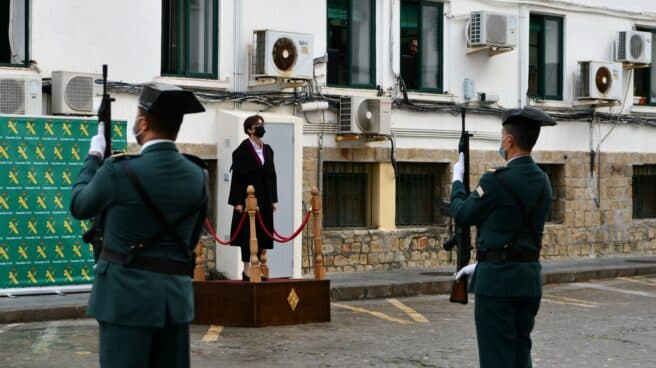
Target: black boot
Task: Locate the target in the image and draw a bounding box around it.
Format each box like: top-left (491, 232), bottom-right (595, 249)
top-left (242, 272), bottom-right (250, 281)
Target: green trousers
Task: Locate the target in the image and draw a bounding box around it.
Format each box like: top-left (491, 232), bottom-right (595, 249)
top-left (474, 294), bottom-right (541, 368)
top-left (99, 321), bottom-right (190, 368)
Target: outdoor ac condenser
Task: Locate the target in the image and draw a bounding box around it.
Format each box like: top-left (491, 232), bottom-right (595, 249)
top-left (0, 75), bottom-right (42, 115)
top-left (468, 11), bottom-right (518, 48)
top-left (577, 61), bottom-right (623, 101)
top-left (615, 30), bottom-right (652, 64)
top-left (251, 30), bottom-right (313, 80)
top-left (51, 71), bottom-right (101, 115)
top-left (338, 96), bottom-right (392, 135)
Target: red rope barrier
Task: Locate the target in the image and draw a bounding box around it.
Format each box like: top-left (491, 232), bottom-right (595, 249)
top-left (204, 212), bottom-right (248, 245)
top-left (256, 210), bottom-right (312, 243)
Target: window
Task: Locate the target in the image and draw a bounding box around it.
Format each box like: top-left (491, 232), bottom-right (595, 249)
top-left (162, 0), bottom-right (218, 78)
top-left (528, 15), bottom-right (563, 100)
top-left (634, 29), bottom-right (656, 105)
top-left (323, 162), bottom-right (372, 227)
top-left (396, 163), bottom-right (444, 226)
top-left (633, 165), bottom-right (656, 219)
top-left (538, 164), bottom-right (565, 223)
top-left (326, 0), bottom-right (376, 88)
top-left (0, 0), bottom-right (28, 67)
top-left (400, 0), bottom-right (443, 92)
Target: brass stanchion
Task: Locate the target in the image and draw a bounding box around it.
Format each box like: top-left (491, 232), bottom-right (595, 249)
top-left (193, 241), bottom-right (205, 281)
top-left (246, 185), bottom-right (261, 283)
top-left (311, 187), bottom-right (325, 280)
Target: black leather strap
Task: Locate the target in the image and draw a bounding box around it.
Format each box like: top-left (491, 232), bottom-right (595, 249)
top-left (100, 247), bottom-right (192, 276)
top-left (476, 248), bottom-right (539, 263)
top-left (119, 160), bottom-right (206, 260)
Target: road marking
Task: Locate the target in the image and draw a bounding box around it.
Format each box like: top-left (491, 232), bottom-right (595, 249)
top-left (618, 276), bottom-right (656, 287)
top-left (76, 351), bottom-right (92, 356)
top-left (576, 282), bottom-right (656, 298)
top-left (31, 322), bottom-right (59, 354)
top-left (541, 298), bottom-right (597, 308)
top-left (546, 294), bottom-right (600, 307)
top-left (387, 298), bottom-right (429, 323)
top-left (0, 323), bottom-right (22, 334)
top-left (332, 303), bottom-right (412, 324)
top-left (201, 325), bottom-right (223, 342)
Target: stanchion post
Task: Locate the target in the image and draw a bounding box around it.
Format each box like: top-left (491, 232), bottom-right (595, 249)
top-left (311, 187), bottom-right (325, 280)
top-left (193, 241), bottom-right (205, 281)
top-left (246, 185), bottom-right (261, 283)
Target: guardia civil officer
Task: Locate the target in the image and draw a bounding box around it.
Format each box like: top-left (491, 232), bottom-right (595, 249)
top-left (70, 83), bottom-right (208, 368)
top-left (450, 106), bottom-right (555, 368)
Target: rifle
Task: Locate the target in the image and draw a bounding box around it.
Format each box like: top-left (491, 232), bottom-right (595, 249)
top-left (82, 64), bottom-right (114, 262)
top-left (445, 108), bottom-right (473, 304)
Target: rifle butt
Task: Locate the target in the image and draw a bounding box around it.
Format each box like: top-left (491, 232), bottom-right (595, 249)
top-left (449, 276), bottom-right (468, 304)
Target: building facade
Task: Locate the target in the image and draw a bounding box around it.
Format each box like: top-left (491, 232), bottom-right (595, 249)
top-left (4, 0), bottom-right (656, 278)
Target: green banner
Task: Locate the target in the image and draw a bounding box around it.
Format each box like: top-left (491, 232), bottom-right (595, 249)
top-left (0, 116), bottom-right (126, 289)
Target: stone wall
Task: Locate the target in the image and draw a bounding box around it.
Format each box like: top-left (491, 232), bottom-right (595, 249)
top-left (299, 147), bottom-right (656, 274)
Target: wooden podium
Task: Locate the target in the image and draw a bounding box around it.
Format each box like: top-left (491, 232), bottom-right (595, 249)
top-left (192, 279), bottom-right (330, 327)
top-left (193, 186), bottom-right (329, 327)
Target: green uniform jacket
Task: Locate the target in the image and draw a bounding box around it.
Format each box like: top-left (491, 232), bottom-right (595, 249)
top-left (70, 142), bottom-right (208, 327)
top-left (451, 155), bottom-right (552, 297)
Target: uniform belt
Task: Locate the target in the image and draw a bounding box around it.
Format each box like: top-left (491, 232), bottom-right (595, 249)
top-left (476, 248), bottom-right (539, 263)
top-left (100, 248), bottom-right (192, 276)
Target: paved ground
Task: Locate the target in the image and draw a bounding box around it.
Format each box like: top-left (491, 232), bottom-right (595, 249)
top-left (1, 255), bottom-right (655, 324)
top-left (1, 275), bottom-right (654, 367)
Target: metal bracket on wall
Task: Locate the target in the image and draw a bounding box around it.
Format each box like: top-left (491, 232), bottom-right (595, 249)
top-left (466, 45), bottom-right (514, 56)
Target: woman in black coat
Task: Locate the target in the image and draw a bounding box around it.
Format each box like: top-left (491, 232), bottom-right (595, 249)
top-left (228, 115), bottom-right (278, 280)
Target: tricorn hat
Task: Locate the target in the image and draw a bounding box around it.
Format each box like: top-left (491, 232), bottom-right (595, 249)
top-left (138, 82), bottom-right (205, 120)
top-left (502, 106), bottom-right (556, 127)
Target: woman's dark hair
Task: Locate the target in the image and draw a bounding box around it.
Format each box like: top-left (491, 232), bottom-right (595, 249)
top-left (243, 114), bottom-right (264, 135)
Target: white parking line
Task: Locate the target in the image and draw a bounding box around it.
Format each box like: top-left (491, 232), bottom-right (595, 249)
top-left (618, 277), bottom-right (656, 287)
top-left (0, 323), bottom-right (23, 334)
top-left (31, 321), bottom-right (60, 354)
top-left (576, 282), bottom-right (656, 298)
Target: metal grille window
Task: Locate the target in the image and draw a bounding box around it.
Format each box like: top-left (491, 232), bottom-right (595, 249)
top-left (162, 0), bottom-right (218, 79)
top-left (538, 164), bottom-right (564, 223)
top-left (0, 0), bottom-right (29, 67)
top-left (400, 0), bottom-right (443, 92)
top-left (326, 0), bottom-right (376, 88)
top-left (634, 28), bottom-right (656, 105)
top-left (322, 162), bottom-right (371, 227)
top-left (396, 163), bottom-right (441, 226)
top-left (528, 15), bottom-right (563, 100)
top-left (633, 165), bottom-right (656, 219)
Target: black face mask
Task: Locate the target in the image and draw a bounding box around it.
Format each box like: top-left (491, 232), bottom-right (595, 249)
top-left (254, 126), bottom-right (265, 138)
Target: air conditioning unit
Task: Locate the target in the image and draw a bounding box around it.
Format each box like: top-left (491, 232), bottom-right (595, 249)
top-left (339, 96), bottom-right (392, 135)
top-left (51, 71), bottom-right (102, 115)
top-left (615, 31), bottom-right (652, 64)
top-left (251, 30), bottom-right (313, 79)
top-left (468, 11), bottom-right (518, 48)
top-left (577, 61), bottom-right (623, 101)
top-left (0, 75), bottom-right (42, 115)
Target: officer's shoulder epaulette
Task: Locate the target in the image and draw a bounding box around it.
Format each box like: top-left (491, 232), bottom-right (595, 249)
top-left (486, 166), bottom-right (508, 174)
top-left (182, 153), bottom-right (208, 170)
top-left (105, 152), bottom-right (140, 163)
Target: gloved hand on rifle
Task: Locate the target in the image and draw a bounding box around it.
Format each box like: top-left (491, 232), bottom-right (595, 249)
top-left (454, 262), bottom-right (477, 280)
top-left (89, 122), bottom-right (106, 160)
top-left (452, 152), bottom-right (465, 183)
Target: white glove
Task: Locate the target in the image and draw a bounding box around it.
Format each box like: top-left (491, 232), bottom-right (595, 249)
top-left (89, 122), bottom-right (106, 160)
top-left (454, 262), bottom-right (477, 280)
top-left (452, 152), bottom-right (464, 183)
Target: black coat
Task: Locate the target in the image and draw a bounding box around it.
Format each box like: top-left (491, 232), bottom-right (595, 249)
top-left (228, 139), bottom-right (278, 252)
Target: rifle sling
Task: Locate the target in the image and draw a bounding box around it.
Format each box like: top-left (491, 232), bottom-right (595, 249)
top-left (118, 160), bottom-right (205, 261)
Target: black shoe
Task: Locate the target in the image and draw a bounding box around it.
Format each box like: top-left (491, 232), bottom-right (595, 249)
top-left (261, 275), bottom-right (269, 281)
top-left (242, 272), bottom-right (250, 281)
